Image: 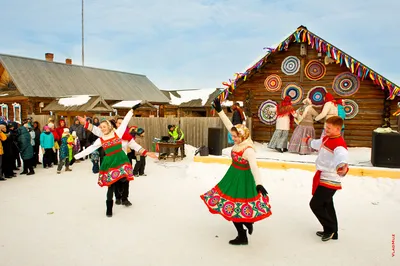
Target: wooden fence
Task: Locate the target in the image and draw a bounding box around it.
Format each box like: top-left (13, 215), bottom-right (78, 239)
top-left (31, 115), bottom-right (252, 152)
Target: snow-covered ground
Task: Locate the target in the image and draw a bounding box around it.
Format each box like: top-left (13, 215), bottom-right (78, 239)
top-left (0, 145), bottom-right (399, 266)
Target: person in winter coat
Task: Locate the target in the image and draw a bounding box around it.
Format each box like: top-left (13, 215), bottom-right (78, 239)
top-left (167, 124), bottom-right (185, 157)
top-left (48, 122), bottom-right (60, 165)
top-left (268, 96), bottom-right (298, 152)
top-left (70, 118), bottom-right (86, 159)
top-left (288, 98), bottom-right (318, 155)
top-left (1, 123), bottom-right (17, 178)
top-left (33, 121), bottom-right (41, 165)
top-left (0, 123), bottom-right (7, 181)
top-left (57, 128), bottom-right (72, 174)
top-left (133, 128), bottom-right (147, 176)
top-left (16, 121), bottom-right (35, 175)
top-left (40, 126), bottom-right (55, 168)
top-left (8, 122), bottom-right (21, 170)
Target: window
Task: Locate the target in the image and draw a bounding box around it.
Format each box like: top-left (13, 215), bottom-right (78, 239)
top-left (0, 103), bottom-right (8, 120)
top-left (12, 102), bottom-right (21, 123)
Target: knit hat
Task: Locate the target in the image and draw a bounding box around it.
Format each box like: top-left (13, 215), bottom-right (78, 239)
top-left (63, 128), bottom-right (70, 133)
top-left (44, 126), bottom-right (50, 131)
top-left (136, 128), bottom-right (144, 135)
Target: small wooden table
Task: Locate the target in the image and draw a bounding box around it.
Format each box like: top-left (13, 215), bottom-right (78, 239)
top-left (157, 142), bottom-right (185, 162)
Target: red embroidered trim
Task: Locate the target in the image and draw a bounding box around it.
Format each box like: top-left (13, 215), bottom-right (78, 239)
top-left (200, 195), bottom-right (272, 223)
top-left (232, 162), bottom-right (250, 170)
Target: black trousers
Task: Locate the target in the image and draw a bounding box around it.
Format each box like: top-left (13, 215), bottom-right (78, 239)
top-left (309, 186), bottom-right (338, 233)
top-left (43, 149), bottom-right (55, 167)
top-left (107, 179), bottom-right (129, 201)
top-left (23, 158), bottom-right (34, 173)
top-left (133, 155), bottom-right (146, 175)
top-left (33, 144), bottom-right (40, 164)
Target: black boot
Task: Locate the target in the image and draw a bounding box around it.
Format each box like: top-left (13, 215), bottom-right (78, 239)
top-left (229, 222), bottom-right (248, 245)
top-left (115, 199), bottom-right (122, 205)
top-left (244, 223), bottom-right (254, 235)
top-left (106, 200), bottom-right (113, 217)
top-left (317, 231), bottom-right (338, 241)
top-left (122, 199), bottom-right (132, 207)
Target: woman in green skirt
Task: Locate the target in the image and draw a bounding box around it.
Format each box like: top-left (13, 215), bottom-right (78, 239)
top-left (201, 98), bottom-right (271, 245)
top-left (74, 107), bottom-right (136, 217)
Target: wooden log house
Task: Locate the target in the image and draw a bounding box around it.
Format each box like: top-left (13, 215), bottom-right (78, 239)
top-left (0, 53), bottom-right (169, 124)
top-left (218, 26), bottom-right (400, 147)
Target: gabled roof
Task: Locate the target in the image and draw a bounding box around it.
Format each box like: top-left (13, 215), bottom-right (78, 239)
top-left (0, 54), bottom-right (170, 102)
top-left (220, 26), bottom-right (400, 100)
top-left (43, 96), bottom-right (113, 112)
top-left (161, 88), bottom-right (222, 107)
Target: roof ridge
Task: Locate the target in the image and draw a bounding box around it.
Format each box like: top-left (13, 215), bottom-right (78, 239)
top-left (0, 53), bottom-right (147, 77)
top-left (221, 26), bottom-right (400, 100)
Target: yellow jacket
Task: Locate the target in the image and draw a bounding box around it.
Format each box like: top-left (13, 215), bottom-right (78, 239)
top-left (0, 131), bottom-right (7, 155)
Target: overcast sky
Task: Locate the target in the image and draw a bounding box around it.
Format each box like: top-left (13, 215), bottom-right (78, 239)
top-left (1, 0), bottom-right (399, 90)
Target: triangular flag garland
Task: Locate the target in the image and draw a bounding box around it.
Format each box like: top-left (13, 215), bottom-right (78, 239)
top-left (217, 27), bottom-right (400, 103)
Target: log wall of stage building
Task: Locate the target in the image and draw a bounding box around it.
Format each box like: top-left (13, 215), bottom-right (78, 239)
top-left (231, 43), bottom-right (400, 147)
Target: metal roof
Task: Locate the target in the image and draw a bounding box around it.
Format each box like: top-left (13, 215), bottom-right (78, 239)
top-left (0, 54), bottom-right (169, 102)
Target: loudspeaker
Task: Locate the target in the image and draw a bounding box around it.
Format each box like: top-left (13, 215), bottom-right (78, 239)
top-left (208, 128), bottom-right (223, 156)
top-left (371, 132), bottom-right (400, 168)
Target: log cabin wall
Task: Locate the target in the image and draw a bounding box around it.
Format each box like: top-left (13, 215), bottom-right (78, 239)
top-left (231, 42), bottom-right (399, 147)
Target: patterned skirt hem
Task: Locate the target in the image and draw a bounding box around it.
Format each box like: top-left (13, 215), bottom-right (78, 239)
top-left (200, 195), bottom-right (272, 223)
top-left (98, 173), bottom-right (134, 187)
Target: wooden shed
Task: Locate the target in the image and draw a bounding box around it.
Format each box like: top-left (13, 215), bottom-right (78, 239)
top-left (160, 88), bottom-right (224, 117)
top-left (218, 26), bottom-right (400, 147)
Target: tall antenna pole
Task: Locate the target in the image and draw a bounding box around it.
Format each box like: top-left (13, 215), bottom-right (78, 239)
top-left (82, 0), bottom-right (85, 66)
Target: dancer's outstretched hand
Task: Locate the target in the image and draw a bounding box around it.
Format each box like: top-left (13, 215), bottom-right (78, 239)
top-left (212, 97), bottom-right (222, 112)
top-left (256, 185), bottom-right (268, 196)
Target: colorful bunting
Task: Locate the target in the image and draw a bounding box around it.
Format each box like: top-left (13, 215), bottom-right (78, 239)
top-left (221, 27), bottom-right (400, 100)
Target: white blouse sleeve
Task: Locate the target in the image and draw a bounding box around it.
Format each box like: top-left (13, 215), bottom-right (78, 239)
top-left (243, 148), bottom-right (262, 186)
top-left (128, 139), bottom-right (146, 155)
top-left (310, 138), bottom-right (323, 151)
top-left (116, 110), bottom-right (134, 138)
top-left (90, 125), bottom-right (103, 138)
top-left (74, 138), bottom-right (102, 159)
top-left (315, 102), bottom-right (331, 121)
top-left (217, 111), bottom-right (234, 131)
top-left (333, 146), bottom-right (349, 169)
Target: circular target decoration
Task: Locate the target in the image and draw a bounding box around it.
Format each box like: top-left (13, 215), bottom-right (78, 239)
top-left (264, 74), bottom-right (282, 92)
top-left (305, 60), bottom-right (326, 81)
top-left (258, 100), bottom-right (278, 125)
top-left (343, 99), bottom-right (359, 119)
top-left (281, 56), bottom-right (300, 75)
top-left (307, 86), bottom-right (327, 106)
top-left (281, 83), bottom-right (303, 105)
top-left (333, 72), bottom-right (360, 96)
